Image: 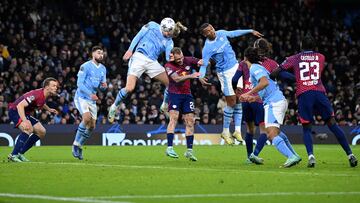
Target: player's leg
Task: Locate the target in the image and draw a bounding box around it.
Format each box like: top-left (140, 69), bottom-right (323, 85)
top-left (108, 74), bottom-right (138, 123)
top-left (246, 122), bottom-right (264, 164)
top-left (8, 110), bottom-right (34, 162)
top-left (152, 66), bottom-right (170, 117)
top-left (183, 113), bottom-right (197, 161)
top-left (233, 100), bottom-right (244, 142)
top-left (72, 112), bottom-right (92, 160)
top-left (109, 53), bottom-right (146, 122)
top-left (318, 93), bottom-right (357, 167)
top-left (73, 96), bottom-right (97, 160)
top-left (166, 109), bottom-right (179, 158)
top-left (298, 91), bottom-right (316, 165)
top-left (17, 118), bottom-right (45, 162)
top-left (245, 122), bottom-right (255, 158)
top-left (216, 70), bottom-right (235, 144)
top-left (243, 102), bottom-right (255, 158)
top-left (265, 100), bottom-right (300, 167)
top-left (182, 95), bottom-right (197, 161)
top-left (253, 102), bottom-right (267, 157)
top-left (165, 93), bottom-right (180, 158)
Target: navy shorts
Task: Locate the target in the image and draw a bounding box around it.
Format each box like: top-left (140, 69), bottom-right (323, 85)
top-left (168, 93), bottom-right (194, 114)
top-left (8, 109), bottom-right (39, 128)
top-left (298, 91), bottom-right (334, 124)
top-left (242, 102), bottom-right (264, 126)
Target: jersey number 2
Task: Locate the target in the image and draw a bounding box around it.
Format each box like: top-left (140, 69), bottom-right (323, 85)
top-left (299, 62), bottom-right (319, 81)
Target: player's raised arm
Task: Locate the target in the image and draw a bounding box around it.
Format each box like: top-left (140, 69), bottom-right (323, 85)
top-left (222, 29), bottom-right (263, 38)
top-left (123, 23), bottom-right (151, 61)
top-left (165, 40), bottom-right (174, 62)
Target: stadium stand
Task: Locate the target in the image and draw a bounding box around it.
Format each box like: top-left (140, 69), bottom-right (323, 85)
top-left (0, 0), bottom-right (359, 126)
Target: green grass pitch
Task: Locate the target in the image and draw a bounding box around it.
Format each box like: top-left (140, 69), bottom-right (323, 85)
top-left (0, 145), bottom-right (359, 203)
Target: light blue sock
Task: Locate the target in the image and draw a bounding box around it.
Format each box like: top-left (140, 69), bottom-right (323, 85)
top-left (279, 131), bottom-right (298, 156)
top-left (74, 122), bottom-right (86, 145)
top-left (163, 88), bottom-right (169, 104)
top-left (223, 106), bottom-right (234, 130)
top-left (79, 128), bottom-right (93, 146)
top-left (273, 135), bottom-right (294, 158)
top-left (115, 88), bottom-right (128, 106)
top-left (233, 103), bottom-right (242, 132)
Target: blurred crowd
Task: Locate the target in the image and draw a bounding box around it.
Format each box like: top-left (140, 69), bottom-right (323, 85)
top-left (0, 0), bottom-right (359, 126)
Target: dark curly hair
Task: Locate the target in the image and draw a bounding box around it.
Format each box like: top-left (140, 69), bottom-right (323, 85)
top-left (254, 38), bottom-right (272, 58)
top-left (244, 47), bottom-right (261, 64)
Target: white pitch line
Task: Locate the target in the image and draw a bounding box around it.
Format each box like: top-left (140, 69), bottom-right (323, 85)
top-left (0, 193), bottom-right (131, 203)
top-left (85, 191), bottom-right (360, 199)
top-left (26, 161), bottom-right (359, 177)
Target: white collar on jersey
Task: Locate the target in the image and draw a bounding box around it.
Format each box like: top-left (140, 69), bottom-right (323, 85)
top-left (91, 61), bottom-right (101, 68)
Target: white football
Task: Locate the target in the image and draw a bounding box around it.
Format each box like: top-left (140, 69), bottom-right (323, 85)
top-left (160, 17), bottom-right (175, 33)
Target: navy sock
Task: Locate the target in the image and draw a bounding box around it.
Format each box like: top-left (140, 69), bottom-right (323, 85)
top-left (186, 135), bottom-right (194, 149)
top-left (328, 124), bottom-right (352, 155)
top-left (303, 127), bottom-right (313, 156)
top-left (12, 132), bottom-right (29, 155)
top-left (254, 133), bottom-right (267, 156)
top-left (20, 134), bottom-right (40, 154)
top-left (245, 132), bottom-right (253, 157)
top-left (167, 133), bottom-right (174, 147)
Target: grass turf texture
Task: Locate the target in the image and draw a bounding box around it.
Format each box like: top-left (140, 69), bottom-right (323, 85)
top-left (0, 145), bottom-right (359, 203)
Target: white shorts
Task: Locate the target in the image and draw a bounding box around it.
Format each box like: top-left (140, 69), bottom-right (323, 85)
top-left (264, 99), bottom-right (288, 128)
top-left (128, 52), bottom-right (165, 78)
top-left (216, 63), bottom-right (239, 96)
top-left (74, 95), bottom-right (97, 120)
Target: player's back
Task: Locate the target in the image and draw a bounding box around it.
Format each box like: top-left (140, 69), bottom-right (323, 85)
top-left (236, 61), bottom-right (262, 103)
top-left (250, 64), bottom-right (284, 104)
top-left (281, 51), bottom-right (326, 97)
top-left (8, 88), bottom-right (45, 114)
top-left (261, 57), bottom-right (279, 73)
top-left (136, 22), bottom-right (172, 61)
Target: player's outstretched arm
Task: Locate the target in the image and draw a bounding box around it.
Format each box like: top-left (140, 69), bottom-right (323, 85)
top-left (43, 104), bottom-right (58, 114)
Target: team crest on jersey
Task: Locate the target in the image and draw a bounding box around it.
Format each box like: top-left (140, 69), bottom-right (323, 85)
top-left (166, 67), bottom-right (173, 75)
top-left (162, 40), bottom-right (167, 45)
top-left (26, 96), bottom-right (35, 103)
top-left (220, 37), bottom-right (224, 41)
top-left (254, 70), bottom-right (262, 75)
top-left (185, 66), bottom-right (190, 71)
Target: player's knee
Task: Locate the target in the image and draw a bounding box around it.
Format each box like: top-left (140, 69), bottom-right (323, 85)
top-left (82, 114), bottom-right (92, 125)
top-left (247, 125), bottom-right (256, 134)
top-left (23, 128), bottom-right (33, 135)
top-left (35, 126), bottom-right (46, 138)
top-left (125, 85), bottom-right (136, 93)
top-left (185, 118), bottom-right (194, 127)
top-left (266, 127), bottom-right (279, 140)
top-left (89, 121), bottom-right (96, 130)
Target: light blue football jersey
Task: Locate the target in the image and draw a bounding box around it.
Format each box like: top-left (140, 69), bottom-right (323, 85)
top-left (128, 21), bottom-right (174, 61)
top-left (199, 29), bottom-right (252, 77)
top-left (249, 63), bottom-right (285, 104)
top-left (76, 60), bottom-right (107, 100)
